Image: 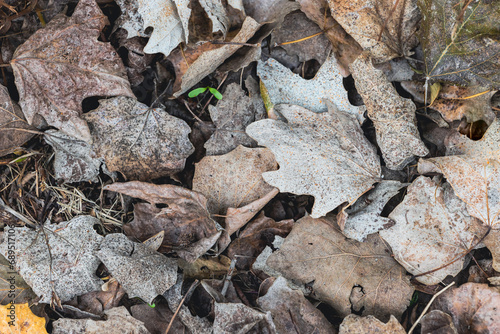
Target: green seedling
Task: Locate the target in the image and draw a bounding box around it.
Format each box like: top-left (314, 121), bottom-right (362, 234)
top-left (188, 86), bottom-right (223, 100)
top-left (148, 302), bottom-right (156, 308)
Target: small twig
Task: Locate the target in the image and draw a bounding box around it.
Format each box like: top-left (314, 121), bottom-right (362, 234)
top-left (408, 281), bottom-right (455, 334)
top-left (221, 258), bottom-right (237, 297)
top-left (275, 31), bottom-right (324, 47)
top-left (182, 99), bottom-right (204, 123)
top-left (210, 41), bottom-right (261, 47)
top-left (165, 280), bottom-right (199, 334)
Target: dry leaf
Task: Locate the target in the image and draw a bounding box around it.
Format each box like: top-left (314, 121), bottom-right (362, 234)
top-left (266, 215), bottom-right (414, 321)
top-left (0, 216), bottom-right (103, 304)
top-left (11, 0), bottom-right (133, 141)
top-left (246, 104), bottom-right (381, 218)
top-left (104, 181), bottom-right (221, 262)
top-left (115, 0), bottom-right (148, 39)
top-left (379, 176), bottom-right (487, 285)
top-left (0, 84), bottom-right (34, 157)
top-left (0, 254), bottom-right (36, 305)
top-left (350, 53), bottom-right (429, 170)
top-left (257, 276), bottom-right (336, 334)
top-left (178, 255), bottom-right (231, 280)
top-left (328, 0), bottom-right (419, 62)
top-left (213, 302), bottom-right (276, 334)
top-left (193, 145), bottom-right (278, 215)
top-left (130, 303), bottom-right (186, 334)
top-left (339, 314), bottom-right (406, 334)
top-left (83, 96), bottom-right (194, 181)
top-left (484, 229), bottom-right (500, 272)
top-left (339, 180), bottom-right (405, 241)
top-left (204, 83), bottom-right (265, 156)
top-left (257, 55), bottom-right (365, 122)
top-left (431, 283), bottom-right (500, 333)
top-left (0, 303), bottom-right (47, 333)
top-left (420, 310), bottom-right (458, 334)
top-left (52, 306), bottom-right (149, 334)
top-left (65, 279), bottom-right (125, 316)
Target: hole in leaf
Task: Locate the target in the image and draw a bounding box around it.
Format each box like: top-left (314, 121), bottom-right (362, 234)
top-left (458, 119), bottom-right (488, 140)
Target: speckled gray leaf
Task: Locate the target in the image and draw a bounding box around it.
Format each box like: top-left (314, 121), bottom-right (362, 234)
top-left (246, 104), bottom-right (381, 218)
top-left (83, 96), bottom-right (194, 181)
top-left (350, 54), bottom-right (429, 170)
top-left (380, 176), bottom-right (487, 285)
top-left (339, 180), bottom-right (406, 241)
top-left (96, 233), bottom-right (177, 304)
top-left (115, 0), bottom-right (149, 39)
top-left (0, 216), bottom-right (103, 304)
top-left (213, 302), bottom-right (276, 334)
top-left (258, 56), bottom-right (365, 122)
top-left (205, 83), bottom-right (264, 156)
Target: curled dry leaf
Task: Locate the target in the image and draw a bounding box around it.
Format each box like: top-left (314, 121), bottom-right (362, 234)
top-left (350, 53), bottom-right (429, 170)
top-left (328, 0), bottom-right (420, 62)
top-left (420, 310), bottom-right (458, 334)
top-left (0, 216), bottom-right (103, 304)
top-left (266, 215), bottom-right (414, 321)
top-left (339, 314), bottom-right (406, 334)
top-left (379, 176), bottom-right (487, 285)
top-left (193, 145), bottom-right (278, 215)
top-left (0, 84), bottom-right (34, 157)
top-left (11, 0), bottom-right (133, 142)
top-left (431, 283), bottom-right (500, 334)
top-left (247, 104), bottom-right (381, 218)
top-left (213, 302), bottom-right (276, 334)
top-left (65, 279), bottom-right (125, 316)
top-left (257, 276), bottom-right (336, 334)
top-left (96, 233), bottom-right (177, 304)
top-left (257, 56), bottom-right (366, 122)
top-left (83, 97), bottom-right (194, 181)
top-left (104, 181), bottom-right (220, 262)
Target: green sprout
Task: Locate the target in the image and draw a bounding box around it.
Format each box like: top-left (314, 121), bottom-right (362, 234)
top-left (188, 86), bottom-right (223, 100)
top-left (148, 302), bottom-right (156, 308)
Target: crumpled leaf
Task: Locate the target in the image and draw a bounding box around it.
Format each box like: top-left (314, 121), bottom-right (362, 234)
top-left (247, 104), bottom-right (381, 218)
top-left (430, 283), bottom-right (500, 333)
top-left (104, 181), bottom-right (221, 262)
top-left (257, 56), bottom-right (365, 122)
top-left (52, 306), bottom-right (149, 334)
top-left (257, 276), bottom-right (336, 334)
top-left (0, 254), bottom-right (36, 305)
top-left (178, 255), bottom-right (231, 280)
top-left (65, 279), bottom-right (125, 316)
top-left (0, 216), bottom-right (103, 304)
top-left (271, 11), bottom-right (331, 64)
top-left (339, 314), bottom-right (406, 334)
top-left (0, 303), bottom-right (47, 333)
top-left (379, 176), bottom-right (487, 285)
top-left (420, 310), bottom-right (458, 334)
top-left (115, 0), bottom-right (149, 39)
top-left (96, 233), bottom-right (177, 304)
top-left (213, 302), bottom-right (276, 334)
top-left (339, 180), bottom-right (405, 241)
top-left (193, 145), bottom-right (278, 215)
top-left (0, 84), bottom-right (34, 157)
top-left (418, 119), bottom-right (500, 227)
top-left (130, 303), bottom-right (187, 334)
top-left (418, 0), bottom-right (500, 89)
top-left (11, 0), bottom-right (133, 142)
top-left (204, 83), bottom-right (265, 156)
top-left (199, 0), bottom-right (229, 36)
top-left (266, 215), bottom-right (414, 321)
top-left (44, 130), bottom-right (104, 183)
top-left (83, 96), bottom-right (194, 181)
top-left (350, 53), bottom-right (429, 170)
top-left (328, 0), bottom-right (420, 62)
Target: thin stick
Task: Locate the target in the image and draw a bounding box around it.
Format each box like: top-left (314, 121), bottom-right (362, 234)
top-left (275, 31), bottom-right (324, 47)
top-left (165, 280), bottom-right (199, 334)
top-left (408, 281), bottom-right (455, 334)
top-left (210, 41), bottom-right (261, 47)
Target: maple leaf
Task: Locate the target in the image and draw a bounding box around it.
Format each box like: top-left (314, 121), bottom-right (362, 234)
top-left (419, 0), bottom-right (500, 88)
top-left (246, 104), bottom-right (381, 218)
top-left (11, 0), bottom-right (133, 142)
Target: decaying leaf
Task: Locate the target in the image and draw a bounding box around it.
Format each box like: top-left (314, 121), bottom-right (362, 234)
top-left (178, 255), bottom-right (231, 280)
top-left (83, 96), bottom-right (194, 181)
top-left (213, 302), bottom-right (276, 334)
top-left (379, 176), bottom-right (487, 285)
top-left (193, 145), bottom-right (278, 215)
top-left (0, 84), bottom-right (34, 157)
top-left (350, 53), bottom-right (429, 170)
top-left (257, 276), bottom-right (336, 334)
top-left (418, 119), bottom-right (500, 227)
top-left (339, 314), bottom-right (406, 334)
top-left (0, 303), bottom-right (47, 333)
top-left (328, 0), bottom-right (420, 62)
top-left (52, 306), bottom-right (149, 334)
top-left (420, 310), bottom-right (458, 334)
top-left (130, 303), bottom-right (187, 334)
top-left (104, 181), bottom-right (221, 262)
top-left (339, 180), bottom-right (405, 241)
top-left (247, 104), bottom-right (381, 218)
top-left (65, 279), bottom-right (125, 316)
top-left (0, 216), bottom-right (103, 304)
top-left (204, 83), bottom-right (265, 156)
top-left (257, 56), bottom-right (365, 122)
top-left (430, 283), bottom-right (500, 333)
top-left (267, 215), bottom-right (414, 321)
top-left (96, 233), bottom-right (177, 304)
top-left (11, 0), bottom-right (133, 142)
top-left (0, 254), bottom-right (36, 305)
top-left (419, 0), bottom-right (500, 88)
top-left (115, 0), bottom-right (148, 39)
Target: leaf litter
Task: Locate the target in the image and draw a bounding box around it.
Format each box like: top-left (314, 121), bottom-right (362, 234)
top-left (1, 0), bottom-right (500, 332)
